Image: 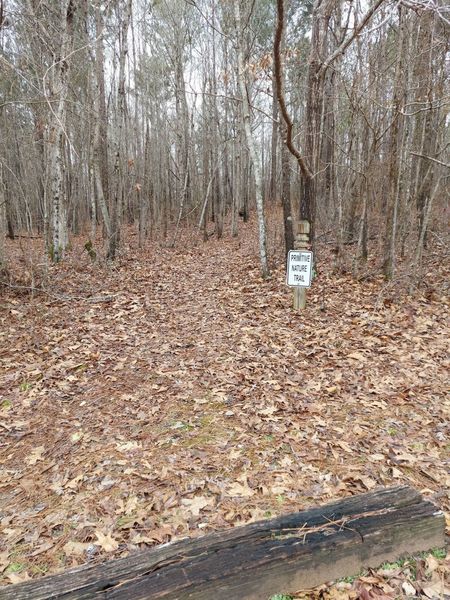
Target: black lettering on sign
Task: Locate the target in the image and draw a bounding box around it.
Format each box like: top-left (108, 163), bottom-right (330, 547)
top-left (290, 263), bottom-right (309, 272)
top-left (294, 274), bottom-right (305, 282)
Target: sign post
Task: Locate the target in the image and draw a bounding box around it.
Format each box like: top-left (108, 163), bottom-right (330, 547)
top-left (287, 220), bottom-right (312, 310)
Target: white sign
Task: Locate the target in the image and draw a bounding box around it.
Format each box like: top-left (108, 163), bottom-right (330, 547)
top-left (286, 250), bottom-right (313, 287)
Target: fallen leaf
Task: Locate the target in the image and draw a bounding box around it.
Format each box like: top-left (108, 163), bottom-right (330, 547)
top-left (348, 352), bottom-right (366, 361)
top-left (425, 554), bottom-right (440, 573)
top-left (181, 496), bottom-right (212, 516)
top-left (63, 541), bottom-right (90, 556)
top-left (71, 431), bottom-right (83, 443)
top-left (336, 441), bottom-right (352, 453)
top-left (422, 582), bottom-right (450, 598)
top-left (369, 454), bottom-right (386, 462)
top-left (357, 586), bottom-right (372, 600)
top-left (30, 541), bottom-right (54, 556)
top-left (401, 581), bottom-right (416, 596)
top-left (259, 405), bottom-right (278, 416)
top-left (391, 467), bottom-right (403, 478)
top-left (116, 441), bottom-right (140, 452)
top-left (25, 446), bottom-right (45, 465)
top-left (227, 481), bottom-right (254, 498)
top-left (95, 531), bottom-right (119, 552)
top-left (194, 398), bottom-right (208, 405)
top-left (0, 551), bottom-right (9, 572)
top-left (6, 571), bottom-right (31, 584)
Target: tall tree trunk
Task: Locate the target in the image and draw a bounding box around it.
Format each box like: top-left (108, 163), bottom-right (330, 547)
top-left (93, 4), bottom-right (111, 241)
top-left (410, 12), bottom-right (437, 246)
top-left (234, 0), bottom-right (269, 279)
top-left (269, 75), bottom-right (279, 204)
top-left (274, 0), bottom-right (314, 244)
top-left (281, 123), bottom-right (293, 259)
top-left (173, 32), bottom-right (191, 230)
top-left (383, 7), bottom-right (406, 280)
top-left (47, 0), bottom-right (76, 262)
top-left (231, 139), bottom-right (239, 237)
top-left (275, 18), bottom-right (293, 259)
top-left (301, 0), bottom-right (328, 245)
top-left (0, 163), bottom-right (6, 270)
top-left (107, 0), bottom-right (131, 260)
top-left (139, 122), bottom-right (150, 247)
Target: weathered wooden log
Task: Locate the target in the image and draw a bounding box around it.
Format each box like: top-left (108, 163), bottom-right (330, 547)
top-left (0, 486), bottom-right (444, 600)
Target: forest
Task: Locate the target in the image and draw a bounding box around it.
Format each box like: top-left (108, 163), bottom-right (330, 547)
top-left (0, 0), bottom-right (449, 598)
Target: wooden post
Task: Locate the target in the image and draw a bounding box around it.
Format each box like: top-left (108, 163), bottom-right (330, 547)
top-left (293, 219), bottom-right (310, 310)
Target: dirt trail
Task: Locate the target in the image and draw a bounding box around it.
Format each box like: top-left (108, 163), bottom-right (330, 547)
top-left (0, 225), bottom-right (448, 584)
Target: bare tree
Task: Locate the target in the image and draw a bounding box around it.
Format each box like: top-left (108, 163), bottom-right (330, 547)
top-left (107, 0), bottom-right (132, 260)
top-left (234, 0), bottom-right (269, 279)
top-left (0, 0), bottom-right (447, 284)
top-left (45, 0), bottom-right (77, 261)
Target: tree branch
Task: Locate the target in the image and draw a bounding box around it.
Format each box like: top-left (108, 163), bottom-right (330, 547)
top-left (273, 0), bottom-right (313, 180)
top-left (410, 152), bottom-right (450, 169)
top-left (318, 0), bottom-right (386, 78)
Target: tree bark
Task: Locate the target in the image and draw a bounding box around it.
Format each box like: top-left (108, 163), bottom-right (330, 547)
top-left (234, 0), bottom-right (269, 279)
top-left (383, 7), bottom-right (406, 280)
top-left (0, 163), bottom-right (6, 270)
top-left (92, 4), bottom-right (111, 241)
top-left (107, 0), bottom-right (132, 260)
top-left (47, 0), bottom-right (76, 262)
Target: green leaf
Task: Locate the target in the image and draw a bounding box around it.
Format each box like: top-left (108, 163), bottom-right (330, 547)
top-left (5, 562), bottom-right (26, 574)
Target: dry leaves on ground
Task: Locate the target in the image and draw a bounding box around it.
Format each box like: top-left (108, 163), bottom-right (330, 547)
top-left (0, 219), bottom-right (448, 595)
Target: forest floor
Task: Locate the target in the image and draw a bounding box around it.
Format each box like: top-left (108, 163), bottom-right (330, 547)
top-left (0, 218), bottom-right (449, 598)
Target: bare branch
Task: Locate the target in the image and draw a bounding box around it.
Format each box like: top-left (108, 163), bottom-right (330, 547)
top-left (273, 0), bottom-right (312, 180)
top-left (410, 152), bottom-right (450, 169)
top-left (318, 0), bottom-right (387, 78)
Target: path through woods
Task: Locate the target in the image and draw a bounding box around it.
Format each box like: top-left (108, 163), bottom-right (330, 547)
top-left (0, 222), bottom-right (449, 594)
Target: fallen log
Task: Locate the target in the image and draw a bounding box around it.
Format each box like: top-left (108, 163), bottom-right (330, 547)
top-left (0, 485), bottom-right (444, 600)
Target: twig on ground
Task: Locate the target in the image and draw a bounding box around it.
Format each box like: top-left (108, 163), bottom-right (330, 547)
top-left (0, 280), bottom-right (115, 304)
